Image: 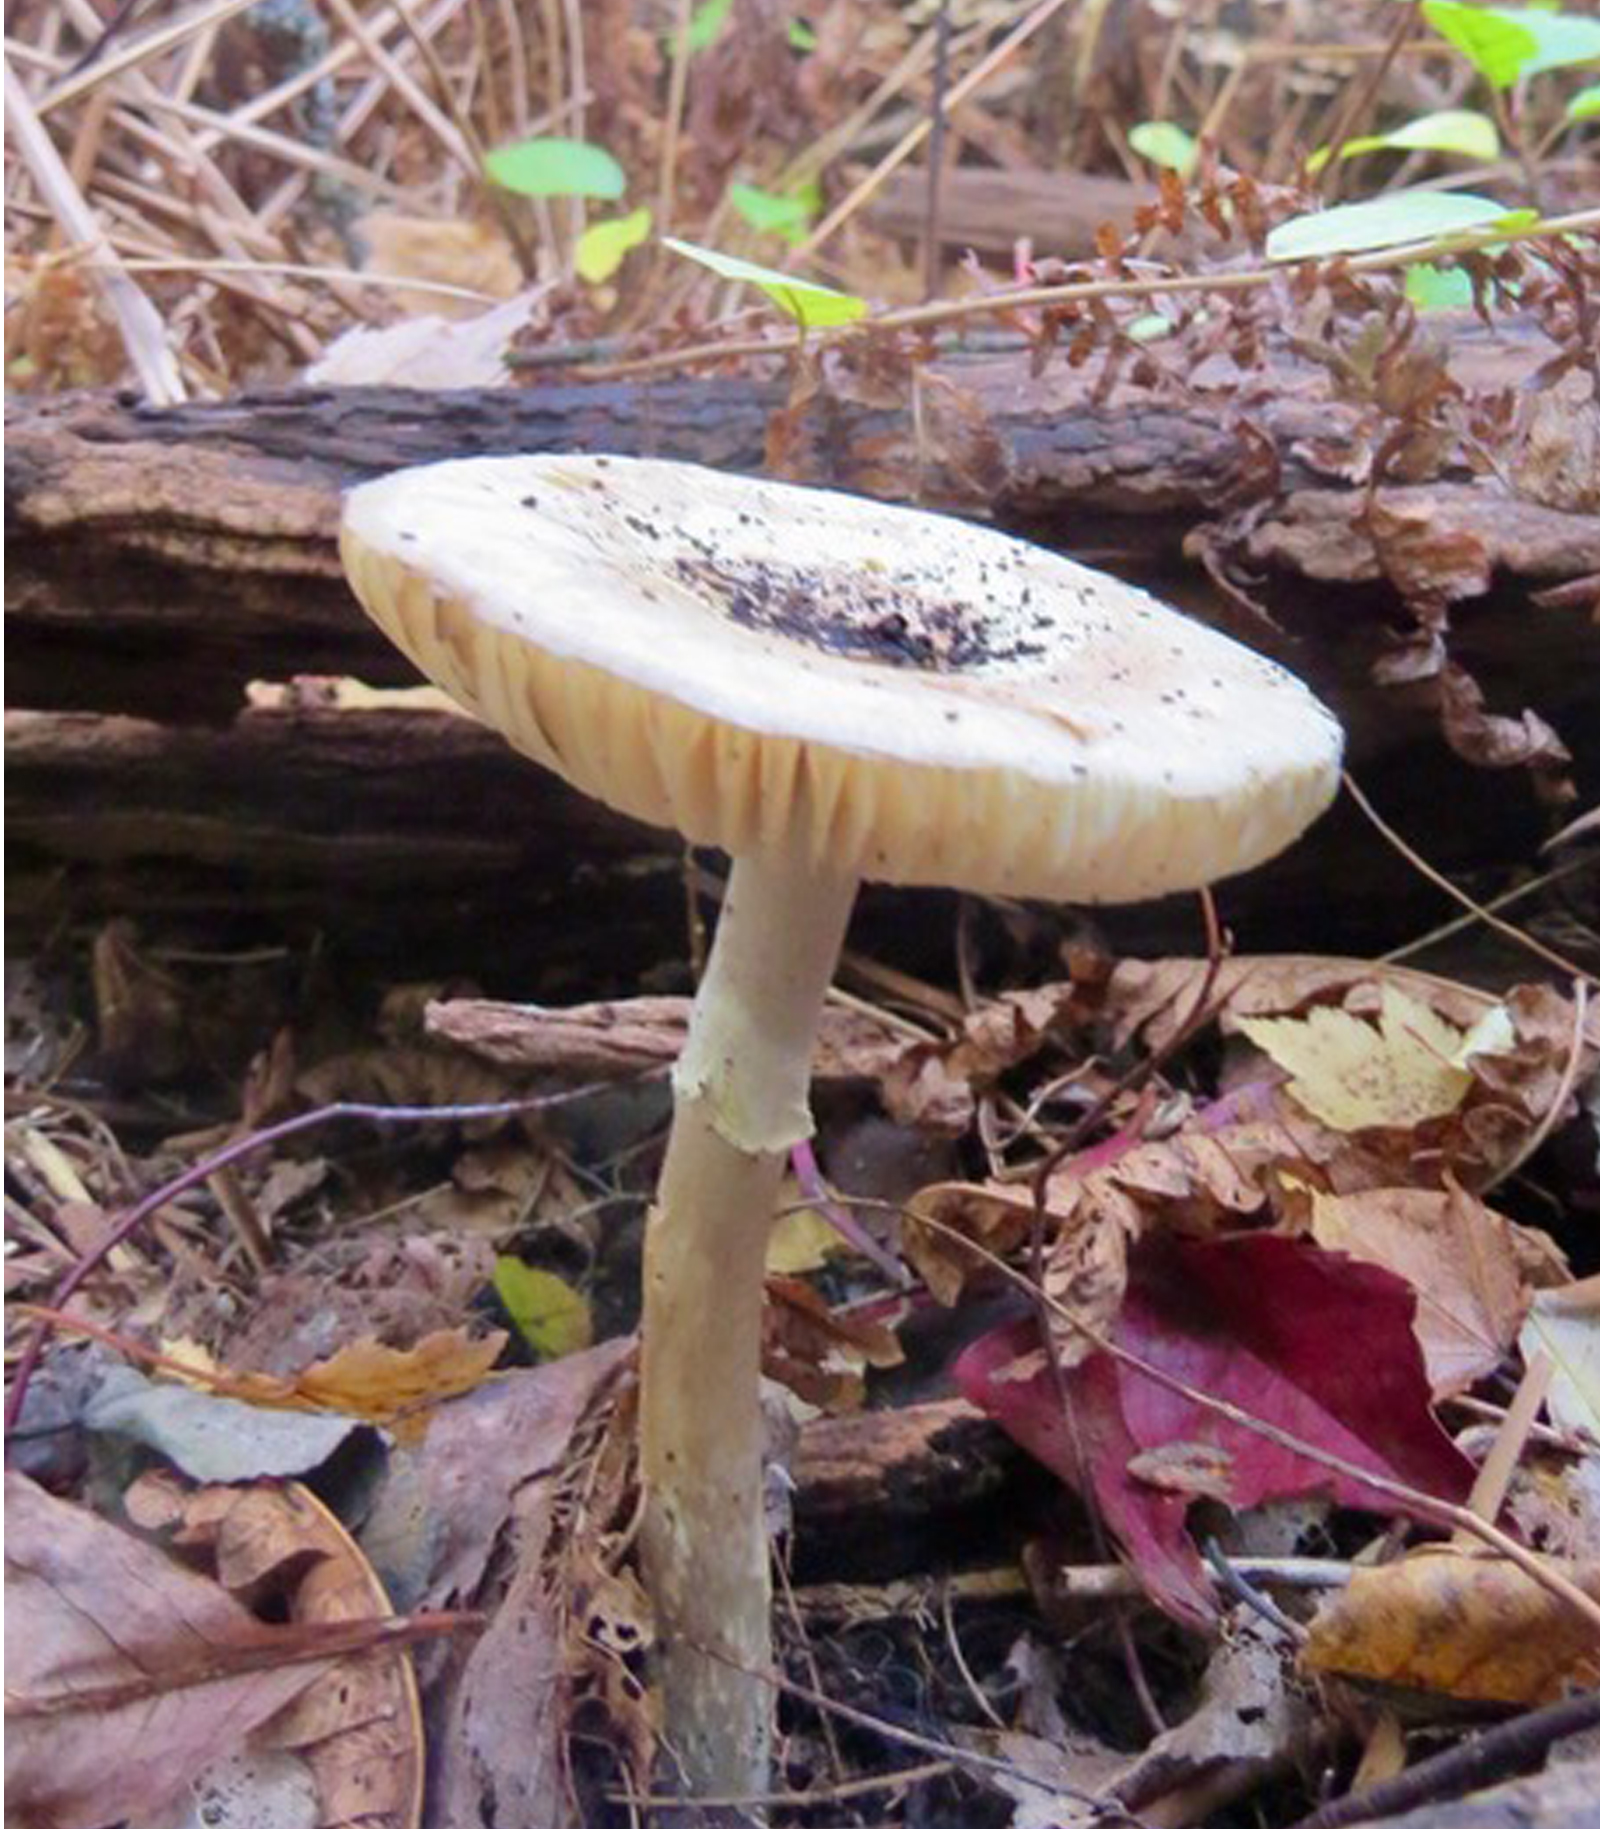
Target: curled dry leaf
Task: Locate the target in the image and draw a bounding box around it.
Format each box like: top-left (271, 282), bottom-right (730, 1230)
top-left (125, 1477), bottom-right (425, 1829)
top-left (764, 1276), bottom-right (905, 1410)
top-left (881, 984), bottom-right (1085, 1134)
top-left (5, 1473), bottom-right (339, 1829)
top-left (1103, 955), bottom-right (1497, 1056)
top-left (1303, 1548), bottom-right (1600, 1705)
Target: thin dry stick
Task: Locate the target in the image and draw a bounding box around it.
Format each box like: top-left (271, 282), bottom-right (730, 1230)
top-left (1314, 0), bottom-right (1424, 193)
top-left (1343, 772), bottom-right (1599, 987)
top-left (653, 0), bottom-right (694, 247)
top-left (319, 0), bottom-right (477, 175)
top-left (579, 206), bottom-right (1600, 383)
top-left (1381, 855), bottom-right (1596, 965)
top-left (37, 0), bottom-right (261, 113)
top-left (3, 57), bottom-right (184, 402)
top-left (1452, 1350), bottom-right (1554, 1548)
top-left (791, 0), bottom-right (1078, 263)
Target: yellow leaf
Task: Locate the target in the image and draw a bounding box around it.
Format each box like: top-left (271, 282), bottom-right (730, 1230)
top-left (493, 1258), bottom-right (593, 1360)
top-left (1236, 985), bottom-right (1474, 1130)
top-left (1304, 1548), bottom-right (1600, 1704)
top-left (287, 1328), bottom-right (505, 1441)
top-left (766, 1202), bottom-right (844, 1275)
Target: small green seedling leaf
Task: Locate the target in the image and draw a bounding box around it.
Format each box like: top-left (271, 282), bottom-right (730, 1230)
top-left (729, 180), bottom-right (815, 243)
top-left (1266, 190), bottom-right (1526, 260)
top-left (1424, 2), bottom-right (1600, 87)
top-left (788, 17), bottom-right (818, 50)
top-left (575, 205), bottom-right (653, 283)
top-left (660, 236), bottom-right (868, 325)
top-left (484, 136), bottom-right (626, 200)
top-left (1512, 7), bottom-right (1600, 77)
top-left (1309, 107), bottom-right (1501, 172)
top-left (1567, 81), bottom-right (1600, 121)
top-left (686, 0), bottom-right (733, 51)
top-left (1423, 0), bottom-right (1540, 86)
top-left (1405, 262), bottom-right (1476, 310)
top-left (493, 1257), bottom-right (593, 1359)
top-left (1126, 311), bottom-right (1176, 343)
top-left (1128, 120), bottom-right (1199, 175)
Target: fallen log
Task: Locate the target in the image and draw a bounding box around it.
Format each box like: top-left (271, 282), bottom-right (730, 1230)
top-left (6, 344), bottom-right (1596, 978)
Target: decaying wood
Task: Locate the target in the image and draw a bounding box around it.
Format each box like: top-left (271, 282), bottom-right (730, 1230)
top-left (425, 994), bottom-right (912, 1085)
top-left (7, 349), bottom-right (1597, 971)
top-left (861, 164), bottom-right (1153, 258)
top-left (792, 1397), bottom-right (1017, 1543)
top-left (9, 333), bottom-right (1597, 712)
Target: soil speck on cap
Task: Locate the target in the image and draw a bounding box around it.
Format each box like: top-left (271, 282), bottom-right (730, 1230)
top-left (673, 554), bottom-right (1048, 674)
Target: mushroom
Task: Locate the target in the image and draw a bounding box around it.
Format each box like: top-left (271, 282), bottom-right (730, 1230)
top-left (339, 454), bottom-right (1344, 1798)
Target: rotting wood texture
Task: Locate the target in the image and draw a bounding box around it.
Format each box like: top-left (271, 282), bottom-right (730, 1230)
top-left (6, 344), bottom-right (1597, 977)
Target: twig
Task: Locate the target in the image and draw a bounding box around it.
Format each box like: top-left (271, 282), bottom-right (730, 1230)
top-left (791, 0), bottom-right (1078, 263)
top-left (578, 207), bottom-right (1600, 383)
top-left (1380, 856), bottom-right (1597, 965)
top-left (921, 0), bottom-right (954, 303)
top-left (1343, 773), bottom-right (1600, 988)
top-left (1453, 1350), bottom-right (1553, 1547)
top-left (3, 56), bottom-right (183, 403)
top-left (1285, 1688), bottom-right (1600, 1829)
top-left (1314, 1), bottom-right (1424, 194)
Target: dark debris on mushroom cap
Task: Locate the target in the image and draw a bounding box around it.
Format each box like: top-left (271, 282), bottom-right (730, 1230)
top-left (339, 453), bottom-right (1346, 903)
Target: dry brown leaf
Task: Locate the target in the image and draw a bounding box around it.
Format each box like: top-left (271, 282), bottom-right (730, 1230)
top-left (5, 1473), bottom-right (337, 1829)
top-left (353, 211), bottom-right (522, 316)
top-left (1308, 1183), bottom-right (1529, 1396)
top-left (124, 1477), bottom-right (425, 1829)
top-left (216, 1327), bottom-right (506, 1443)
top-left (765, 1276), bottom-right (905, 1409)
top-left (1104, 956), bottom-right (1497, 1055)
top-left (882, 984), bottom-right (1083, 1135)
top-left (420, 1345), bottom-right (637, 1829)
top-left (1303, 1548), bottom-right (1600, 1705)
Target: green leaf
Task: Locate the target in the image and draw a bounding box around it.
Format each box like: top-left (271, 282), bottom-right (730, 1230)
top-left (1126, 311), bottom-right (1176, 343)
top-left (788, 17), bottom-right (818, 50)
top-left (483, 137), bottom-right (626, 200)
top-left (493, 1257), bottom-right (593, 1360)
top-left (1423, 3), bottom-right (1600, 87)
top-left (687, 0), bottom-right (733, 51)
top-left (575, 205), bottom-right (653, 283)
top-left (1266, 190), bottom-right (1526, 260)
top-left (1569, 81), bottom-right (1600, 121)
top-left (729, 180), bottom-right (815, 243)
top-left (1127, 120), bottom-right (1199, 175)
top-left (660, 236), bottom-right (868, 326)
top-left (1309, 108), bottom-right (1500, 173)
top-left (1423, 0), bottom-right (1540, 86)
top-left (1508, 7), bottom-right (1600, 77)
top-left (1405, 261), bottom-right (1476, 310)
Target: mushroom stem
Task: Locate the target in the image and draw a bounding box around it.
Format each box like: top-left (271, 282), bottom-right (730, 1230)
top-left (640, 850), bottom-right (858, 1797)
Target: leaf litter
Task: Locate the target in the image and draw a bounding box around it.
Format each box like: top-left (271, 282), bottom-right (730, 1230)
top-left (7, 0), bottom-right (1600, 1813)
top-left (9, 925), bottom-right (1600, 1827)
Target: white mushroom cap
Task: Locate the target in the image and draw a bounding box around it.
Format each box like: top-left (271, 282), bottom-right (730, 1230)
top-left (341, 454), bottom-right (1343, 901)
